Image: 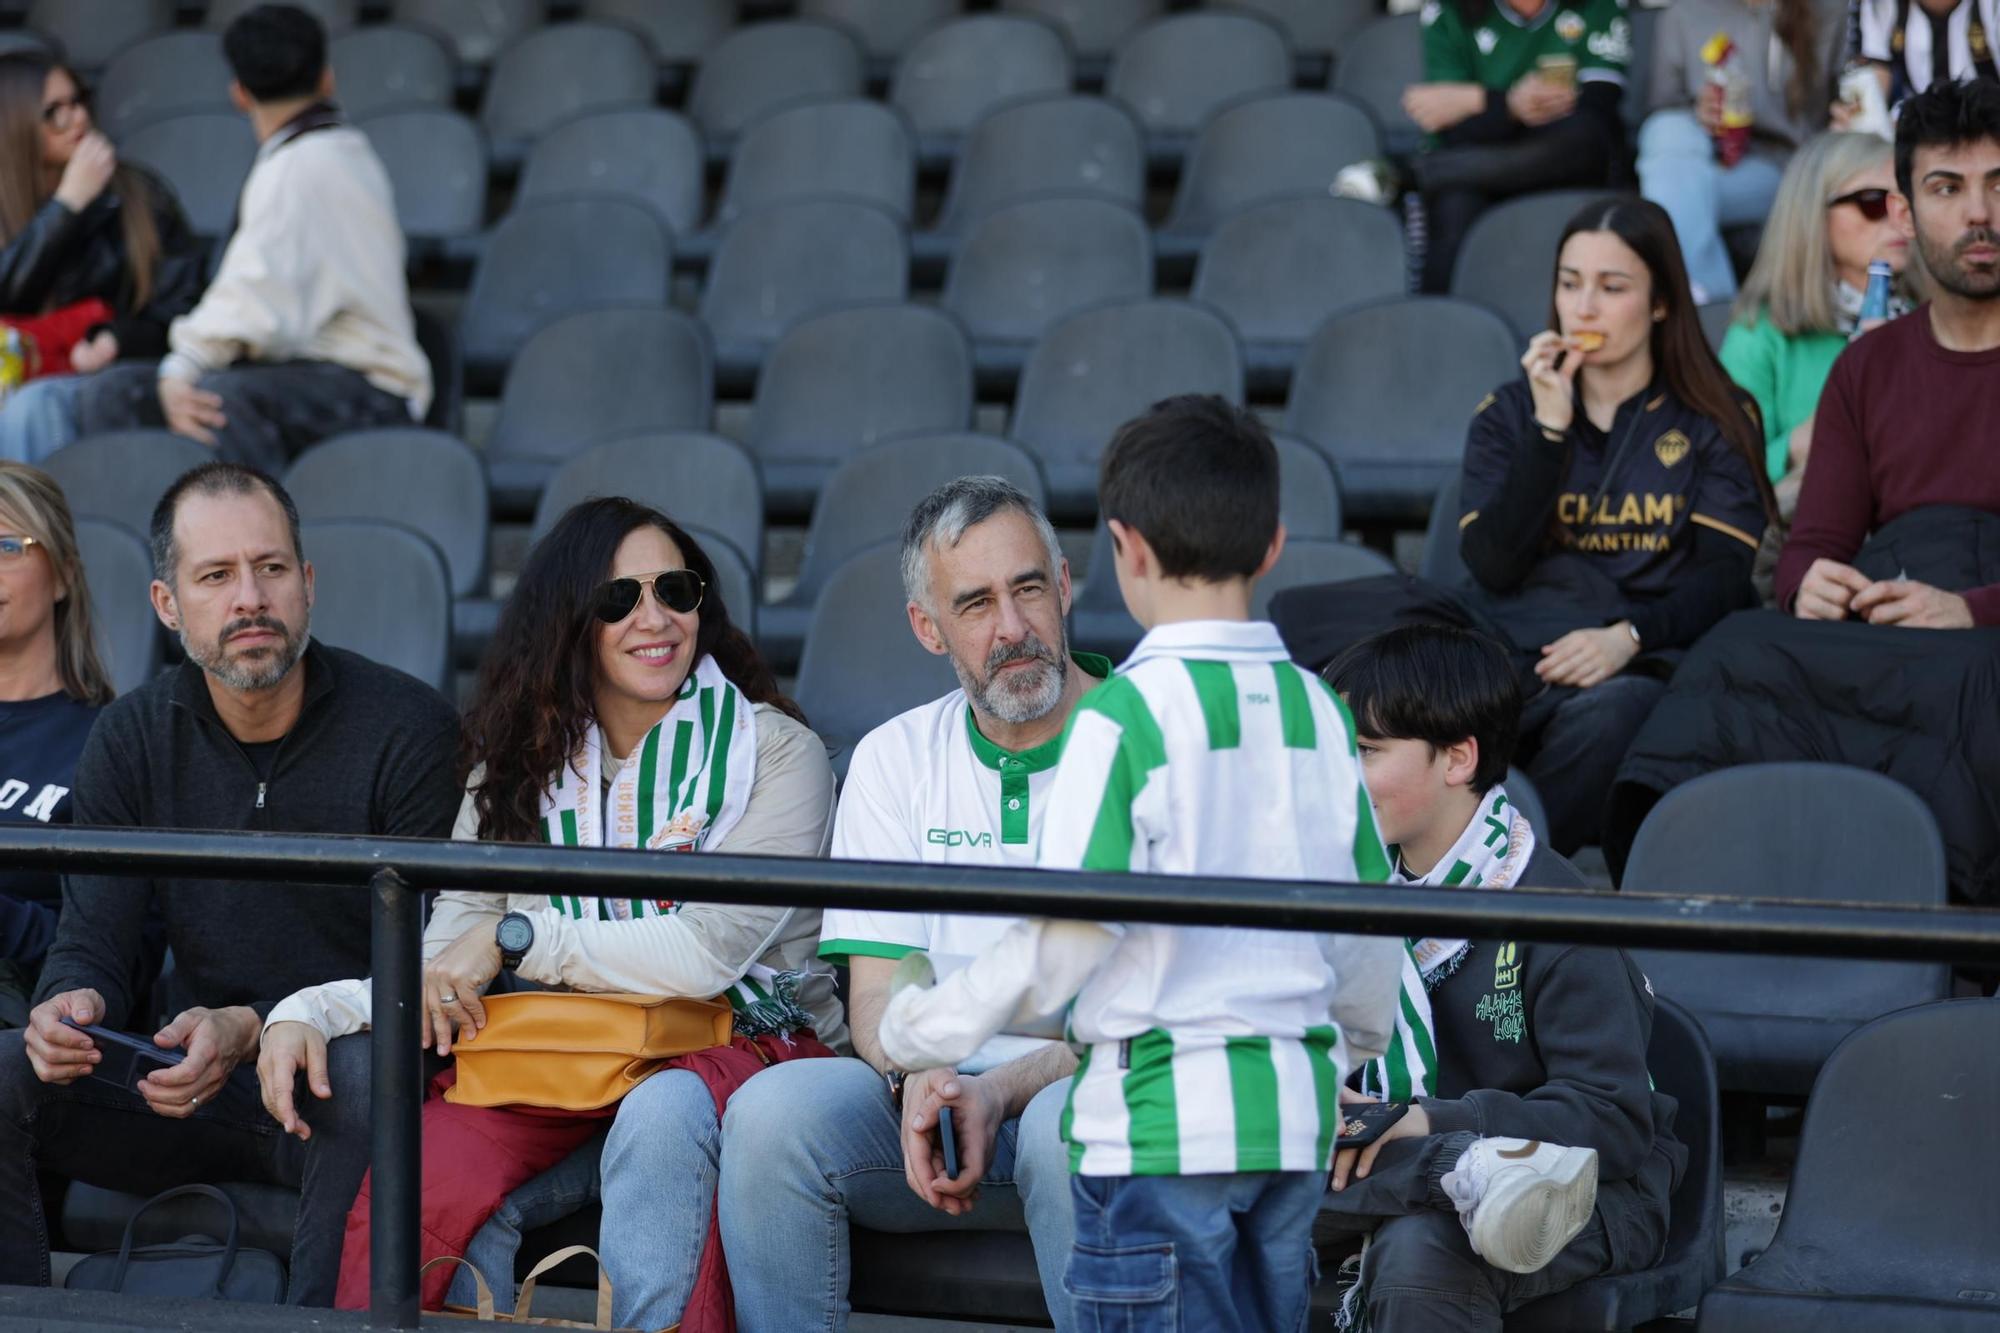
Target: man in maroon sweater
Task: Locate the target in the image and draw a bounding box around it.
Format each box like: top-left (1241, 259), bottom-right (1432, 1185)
top-left (1778, 79), bottom-right (2000, 627)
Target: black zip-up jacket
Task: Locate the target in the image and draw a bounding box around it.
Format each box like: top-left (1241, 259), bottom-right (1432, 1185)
top-left (34, 643), bottom-right (461, 1027)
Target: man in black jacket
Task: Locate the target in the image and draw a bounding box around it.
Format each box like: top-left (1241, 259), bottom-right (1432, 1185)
top-left (1323, 626), bottom-right (1685, 1332)
top-left (0, 461), bottom-right (460, 1304)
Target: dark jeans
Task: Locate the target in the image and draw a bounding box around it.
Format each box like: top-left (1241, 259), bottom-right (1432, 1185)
top-left (74, 360), bottom-right (411, 473)
top-left (1519, 675), bottom-right (1667, 855)
top-left (0, 1026), bottom-right (376, 1305)
top-left (1413, 115), bottom-right (1618, 292)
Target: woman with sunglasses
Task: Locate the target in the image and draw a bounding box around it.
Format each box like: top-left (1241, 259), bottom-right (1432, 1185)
top-left (259, 498), bottom-right (842, 1330)
top-left (0, 54), bottom-right (203, 464)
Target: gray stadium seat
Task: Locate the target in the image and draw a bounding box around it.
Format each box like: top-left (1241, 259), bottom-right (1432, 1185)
top-left (27, 0), bottom-right (172, 73)
top-left (584, 0), bottom-right (735, 68)
top-left (794, 542), bottom-right (960, 778)
top-left (479, 22), bottom-right (655, 170)
top-left (759, 432), bottom-right (1044, 669)
top-left (1286, 296), bottom-right (1519, 524)
top-left (1157, 93), bottom-right (1383, 261)
top-left (301, 519), bottom-right (453, 694)
top-left (701, 98), bottom-right (914, 256)
top-left (207, 0), bottom-right (357, 34)
top-left (95, 31), bottom-right (232, 141)
top-left (1451, 189), bottom-right (1612, 343)
top-left (1268, 430), bottom-right (1345, 542)
top-left (391, 0), bottom-right (541, 68)
top-left (1227, 0), bottom-right (1379, 81)
top-left (1695, 998), bottom-right (2000, 1332)
top-left (1623, 5), bottom-right (1660, 135)
top-left (1105, 11), bottom-right (1291, 164)
top-left (329, 25), bottom-right (455, 120)
top-left (283, 429), bottom-right (489, 599)
top-left (889, 15), bottom-right (1072, 167)
top-left (1000, 0), bottom-right (1162, 74)
top-left (117, 112), bottom-right (256, 241)
top-left (918, 95), bottom-right (1145, 266)
top-left (1012, 298), bottom-right (1242, 521)
top-left (530, 433), bottom-right (763, 577)
top-left (1331, 15), bottom-right (1425, 159)
top-left (683, 524), bottom-right (760, 644)
top-left (1191, 195), bottom-right (1407, 390)
top-left (42, 432), bottom-right (212, 535)
top-left (357, 108), bottom-right (487, 243)
top-left (799, 0), bottom-right (962, 63)
top-left (746, 303), bottom-right (973, 516)
top-left (687, 20), bottom-right (866, 163)
top-left (486, 307), bottom-right (714, 516)
top-left (458, 196), bottom-right (674, 388)
top-left (1699, 299), bottom-right (1735, 352)
top-left (1250, 539), bottom-right (1397, 618)
top-left (942, 195), bottom-right (1152, 386)
top-left (698, 198), bottom-right (909, 387)
top-left (1502, 767), bottom-right (1551, 847)
top-left (1418, 471), bottom-right (1471, 589)
top-left (1621, 764), bottom-right (1954, 1098)
top-left (515, 109), bottom-right (705, 244)
top-left (72, 518), bottom-right (159, 697)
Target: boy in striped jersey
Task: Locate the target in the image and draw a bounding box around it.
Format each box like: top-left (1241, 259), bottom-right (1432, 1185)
top-left (881, 396), bottom-right (1404, 1330)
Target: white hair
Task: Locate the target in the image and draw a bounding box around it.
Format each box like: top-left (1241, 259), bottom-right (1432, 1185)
top-left (899, 476), bottom-right (1063, 613)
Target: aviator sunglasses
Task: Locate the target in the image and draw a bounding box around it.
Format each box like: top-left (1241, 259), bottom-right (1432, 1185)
top-left (593, 569), bottom-right (705, 624)
top-left (1828, 187), bottom-right (1891, 221)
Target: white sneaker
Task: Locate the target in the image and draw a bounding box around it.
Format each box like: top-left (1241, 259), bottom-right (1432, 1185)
top-left (1439, 1138), bottom-right (1598, 1274)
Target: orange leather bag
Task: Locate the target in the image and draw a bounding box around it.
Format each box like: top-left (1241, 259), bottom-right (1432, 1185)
top-left (443, 992), bottom-right (734, 1111)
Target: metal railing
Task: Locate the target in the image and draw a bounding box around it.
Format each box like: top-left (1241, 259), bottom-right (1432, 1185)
top-left (5, 825), bottom-right (1998, 1327)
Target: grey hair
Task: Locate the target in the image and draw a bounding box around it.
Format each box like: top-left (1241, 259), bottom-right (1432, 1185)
top-left (899, 476), bottom-right (1063, 612)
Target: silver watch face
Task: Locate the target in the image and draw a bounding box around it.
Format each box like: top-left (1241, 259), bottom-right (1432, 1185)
top-left (496, 914), bottom-right (533, 955)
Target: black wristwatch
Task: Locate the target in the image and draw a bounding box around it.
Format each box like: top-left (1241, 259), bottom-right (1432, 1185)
top-left (495, 911), bottom-right (534, 972)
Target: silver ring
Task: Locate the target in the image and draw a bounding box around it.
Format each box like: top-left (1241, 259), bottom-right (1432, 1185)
top-left (438, 993), bottom-right (457, 1005)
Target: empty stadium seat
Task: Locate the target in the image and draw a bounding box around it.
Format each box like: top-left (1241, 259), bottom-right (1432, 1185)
top-left (1621, 764), bottom-right (1954, 1098)
top-left (480, 22), bottom-right (655, 171)
top-left (584, 0), bottom-right (735, 71)
top-left (1502, 767), bottom-right (1550, 847)
top-left (515, 109), bottom-right (705, 244)
top-left (1331, 14), bottom-right (1425, 159)
top-left (746, 303), bottom-right (973, 516)
top-left (529, 432), bottom-right (763, 576)
top-left (1696, 999), bottom-right (2000, 1331)
top-left (485, 307), bottom-right (714, 515)
top-left (1157, 93), bottom-right (1382, 261)
top-left (1451, 189), bottom-right (1612, 342)
top-left (72, 517), bottom-right (159, 696)
top-left (207, 0), bottom-right (357, 34)
top-left (283, 428), bottom-right (489, 600)
top-left (42, 432), bottom-right (212, 535)
top-left (27, 0), bottom-right (173, 73)
top-left (701, 98), bottom-right (915, 256)
top-left (1106, 11), bottom-right (1292, 163)
top-left (1227, 0), bottom-right (1379, 81)
top-left (800, 0), bottom-right (962, 65)
top-left (1000, 0), bottom-right (1163, 78)
top-left (0, 32), bottom-right (55, 61)
top-left (685, 524), bottom-right (760, 643)
top-left (329, 25), bottom-right (456, 120)
top-left (357, 107), bottom-right (487, 244)
top-left (698, 198), bottom-right (909, 387)
top-left (94, 31), bottom-right (232, 141)
top-left (458, 197), bottom-right (674, 388)
top-left (1417, 471), bottom-right (1471, 588)
top-left (794, 542), bottom-right (960, 777)
top-left (889, 14), bottom-right (1072, 168)
top-left (1286, 296), bottom-right (1519, 523)
top-left (1250, 539), bottom-right (1397, 618)
top-left (301, 519), bottom-right (453, 694)
top-left (918, 95), bottom-right (1145, 265)
top-left (1012, 298), bottom-right (1242, 520)
top-left (759, 431), bottom-right (1045, 668)
top-left (1191, 195), bottom-right (1407, 390)
top-left (688, 20), bottom-right (866, 163)
top-left (117, 112), bottom-right (256, 241)
top-left (391, 0), bottom-right (541, 69)
top-left (943, 195), bottom-right (1152, 386)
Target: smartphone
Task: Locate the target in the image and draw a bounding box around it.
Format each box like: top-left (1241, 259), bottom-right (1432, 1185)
top-left (939, 1105), bottom-right (961, 1179)
top-left (1334, 1100), bottom-right (1409, 1149)
top-left (60, 1017), bottom-right (183, 1093)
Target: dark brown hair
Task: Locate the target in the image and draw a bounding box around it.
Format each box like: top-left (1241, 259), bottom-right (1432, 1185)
top-left (1098, 393), bottom-right (1280, 581)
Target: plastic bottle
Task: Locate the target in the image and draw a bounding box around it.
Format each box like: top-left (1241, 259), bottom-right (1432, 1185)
top-left (1856, 259), bottom-right (1894, 333)
top-left (1700, 32), bottom-right (1753, 168)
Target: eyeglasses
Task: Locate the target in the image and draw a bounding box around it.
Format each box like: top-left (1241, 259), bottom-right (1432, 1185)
top-left (592, 569), bottom-right (704, 624)
top-left (0, 535), bottom-right (41, 564)
top-left (1828, 187), bottom-right (1892, 221)
top-left (41, 91), bottom-right (89, 129)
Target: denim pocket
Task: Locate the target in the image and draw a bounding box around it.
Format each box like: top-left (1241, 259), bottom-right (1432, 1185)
top-left (1064, 1238), bottom-right (1179, 1309)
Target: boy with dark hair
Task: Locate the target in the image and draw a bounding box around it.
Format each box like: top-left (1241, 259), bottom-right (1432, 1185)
top-left (222, 1), bottom-right (328, 101)
top-left (1320, 623), bottom-right (1686, 1333)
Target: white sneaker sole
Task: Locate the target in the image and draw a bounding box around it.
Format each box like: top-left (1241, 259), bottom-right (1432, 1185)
top-left (1467, 1144), bottom-right (1599, 1275)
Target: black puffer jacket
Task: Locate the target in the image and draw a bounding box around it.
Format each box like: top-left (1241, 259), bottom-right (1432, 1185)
top-left (0, 167), bottom-right (206, 359)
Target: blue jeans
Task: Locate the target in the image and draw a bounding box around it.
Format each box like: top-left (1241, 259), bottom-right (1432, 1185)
top-left (1065, 1170), bottom-right (1325, 1333)
top-left (0, 374), bottom-right (87, 464)
top-left (717, 1055), bottom-right (1076, 1332)
top-left (1636, 109), bottom-right (1787, 302)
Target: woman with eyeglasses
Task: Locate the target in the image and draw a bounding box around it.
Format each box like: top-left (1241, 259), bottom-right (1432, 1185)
top-left (0, 53), bottom-right (204, 464)
top-left (258, 498), bottom-right (842, 1329)
top-left (0, 463), bottom-right (112, 1026)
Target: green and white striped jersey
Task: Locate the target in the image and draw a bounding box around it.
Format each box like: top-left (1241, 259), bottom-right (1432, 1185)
top-left (1042, 620), bottom-right (1401, 1177)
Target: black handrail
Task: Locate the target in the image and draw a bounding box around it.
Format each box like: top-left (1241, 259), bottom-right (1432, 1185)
top-left (5, 824), bottom-right (1998, 1326)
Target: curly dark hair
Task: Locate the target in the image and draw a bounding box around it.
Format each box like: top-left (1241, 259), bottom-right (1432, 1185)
top-left (461, 497), bottom-right (803, 844)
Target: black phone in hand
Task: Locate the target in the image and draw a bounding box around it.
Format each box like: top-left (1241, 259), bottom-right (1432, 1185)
top-left (939, 1105), bottom-right (960, 1178)
top-left (59, 1017), bottom-right (183, 1093)
top-left (1334, 1100), bottom-right (1409, 1148)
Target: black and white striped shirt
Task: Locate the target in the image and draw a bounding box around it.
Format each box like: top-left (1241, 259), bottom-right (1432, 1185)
top-left (1855, 0), bottom-right (2000, 104)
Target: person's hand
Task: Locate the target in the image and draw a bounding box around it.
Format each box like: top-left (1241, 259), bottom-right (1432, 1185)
top-left (424, 924), bottom-right (501, 1054)
top-left (1794, 558), bottom-right (1872, 620)
top-left (68, 329), bottom-right (117, 374)
top-left (137, 1005), bottom-right (260, 1119)
top-left (1521, 331), bottom-right (1581, 434)
top-left (1849, 578), bottom-right (1974, 629)
top-left (1402, 83), bottom-right (1484, 133)
top-left (1696, 85), bottom-right (1724, 135)
top-left (1786, 416), bottom-right (1814, 470)
top-left (1536, 623), bottom-right (1639, 688)
top-left (257, 1021), bottom-right (331, 1141)
top-left (158, 376), bottom-right (226, 447)
top-left (1332, 1103), bottom-right (1432, 1191)
top-left (23, 988), bottom-right (106, 1084)
top-left (899, 1066), bottom-right (998, 1216)
top-left (1507, 74), bottom-right (1575, 127)
top-left (53, 131), bottom-right (117, 213)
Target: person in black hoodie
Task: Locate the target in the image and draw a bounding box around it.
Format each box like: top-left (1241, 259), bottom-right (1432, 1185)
top-left (1320, 624), bottom-right (1685, 1333)
top-left (0, 52), bottom-right (205, 463)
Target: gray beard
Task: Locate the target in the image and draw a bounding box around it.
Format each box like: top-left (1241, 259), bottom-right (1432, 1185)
top-left (183, 615), bottom-right (310, 692)
top-left (953, 628), bottom-right (1069, 726)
